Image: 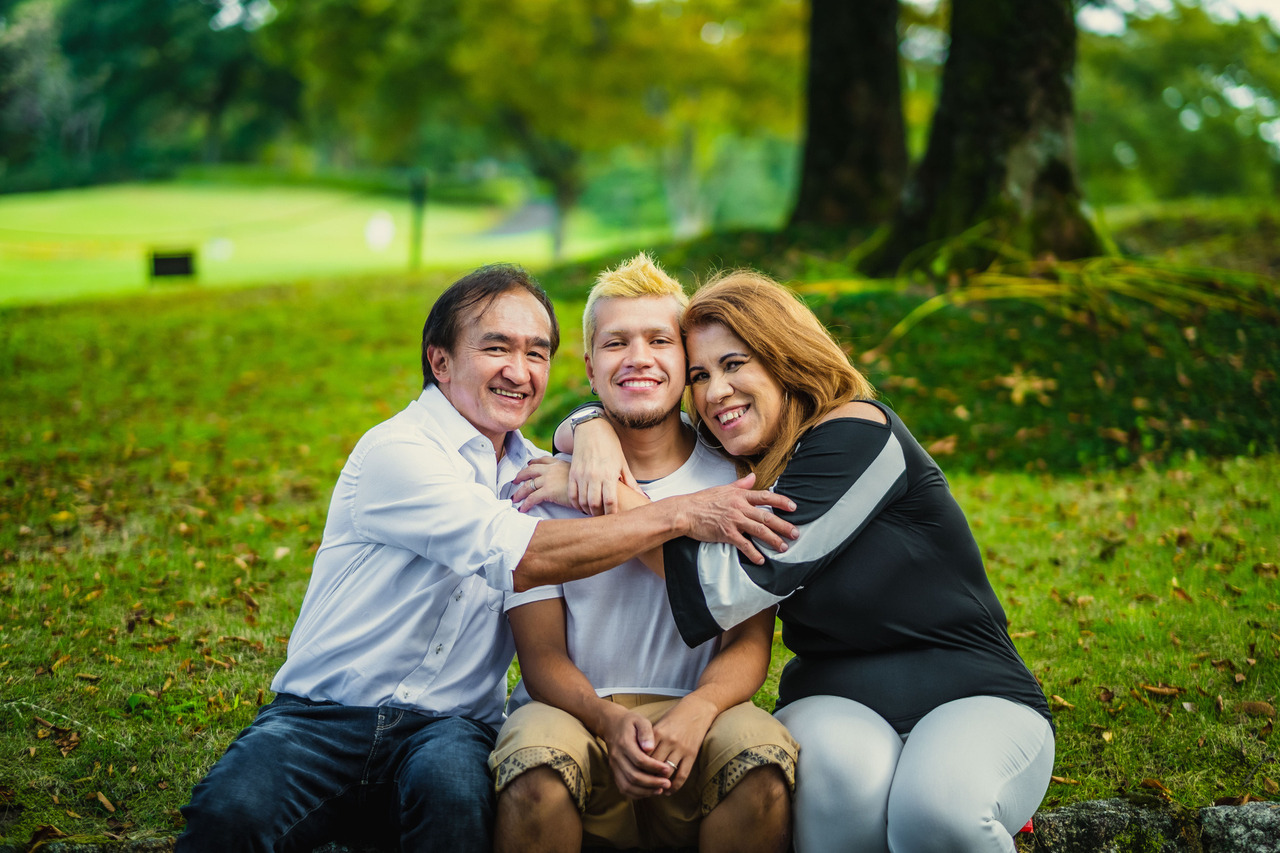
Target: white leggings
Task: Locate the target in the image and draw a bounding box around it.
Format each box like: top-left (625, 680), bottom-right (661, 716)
top-left (774, 695), bottom-right (1054, 853)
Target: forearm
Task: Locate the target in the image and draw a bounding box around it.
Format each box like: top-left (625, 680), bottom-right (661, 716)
top-left (515, 477), bottom-right (798, 591)
top-left (523, 654), bottom-right (627, 738)
top-left (685, 610), bottom-right (774, 713)
top-left (515, 499), bottom-right (682, 590)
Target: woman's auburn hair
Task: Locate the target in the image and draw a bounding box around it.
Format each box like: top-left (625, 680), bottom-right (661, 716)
top-left (682, 269), bottom-right (877, 489)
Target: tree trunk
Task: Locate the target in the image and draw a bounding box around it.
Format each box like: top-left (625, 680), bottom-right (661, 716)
top-left (866, 0), bottom-right (1101, 274)
top-left (788, 0), bottom-right (906, 229)
top-left (662, 123), bottom-right (710, 239)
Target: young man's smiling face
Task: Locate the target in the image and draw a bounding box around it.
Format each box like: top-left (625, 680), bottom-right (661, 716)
top-left (586, 295), bottom-right (686, 431)
top-left (429, 287), bottom-right (554, 450)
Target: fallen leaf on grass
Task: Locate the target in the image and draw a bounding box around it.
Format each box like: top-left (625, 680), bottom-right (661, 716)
top-left (1238, 701), bottom-right (1275, 717)
top-left (94, 791), bottom-right (115, 813)
top-left (32, 717), bottom-right (81, 756)
top-left (28, 825), bottom-right (68, 845)
top-left (1253, 562), bottom-right (1278, 578)
top-left (1214, 793), bottom-right (1258, 806)
top-left (1182, 702), bottom-right (1197, 713)
top-left (1140, 778), bottom-right (1173, 797)
top-left (1141, 683), bottom-right (1184, 696)
top-left (1050, 695), bottom-right (1075, 709)
top-left (927, 435), bottom-right (957, 456)
top-left (1172, 587), bottom-right (1194, 603)
top-left (1051, 775), bottom-right (1080, 785)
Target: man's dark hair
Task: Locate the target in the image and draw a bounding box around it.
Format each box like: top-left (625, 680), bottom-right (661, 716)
top-left (421, 264), bottom-right (560, 388)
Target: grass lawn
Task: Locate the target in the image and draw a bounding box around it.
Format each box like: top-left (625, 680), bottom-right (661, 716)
top-left (0, 181), bottom-right (668, 306)
top-left (1, 226), bottom-right (1278, 844)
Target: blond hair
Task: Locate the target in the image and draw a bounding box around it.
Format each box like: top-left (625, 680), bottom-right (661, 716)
top-left (682, 270), bottom-right (877, 488)
top-left (583, 252), bottom-right (688, 349)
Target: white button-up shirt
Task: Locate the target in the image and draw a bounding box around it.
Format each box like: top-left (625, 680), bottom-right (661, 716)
top-left (271, 385), bottom-right (543, 726)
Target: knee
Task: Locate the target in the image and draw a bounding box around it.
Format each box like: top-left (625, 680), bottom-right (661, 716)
top-left (179, 779), bottom-right (280, 848)
top-left (702, 766), bottom-right (792, 853)
top-left (724, 765), bottom-right (790, 820)
top-left (499, 766), bottom-right (574, 819)
top-left (887, 797), bottom-right (997, 853)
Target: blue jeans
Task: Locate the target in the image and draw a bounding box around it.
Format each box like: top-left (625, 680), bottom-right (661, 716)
top-left (176, 694), bottom-right (498, 853)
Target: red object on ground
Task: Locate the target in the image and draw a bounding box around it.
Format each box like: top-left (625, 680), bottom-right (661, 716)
top-left (1018, 819), bottom-right (1035, 833)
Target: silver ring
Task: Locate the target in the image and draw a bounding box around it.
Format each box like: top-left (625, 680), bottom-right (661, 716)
top-left (664, 759), bottom-right (678, 770)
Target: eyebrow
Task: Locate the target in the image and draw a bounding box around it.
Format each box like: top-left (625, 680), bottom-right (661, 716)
top-left (600, 326), bottom-right (677, 337)
top-left (687, 350), bottom-right (750, 373)
top-left (480, 331), bottom-right (552, 350)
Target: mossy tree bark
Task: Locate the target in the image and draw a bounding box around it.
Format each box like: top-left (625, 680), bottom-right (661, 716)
top-left (789, 0), bottom-right (907, 230)
top-left (865, 0), bottom-right (1101, 274)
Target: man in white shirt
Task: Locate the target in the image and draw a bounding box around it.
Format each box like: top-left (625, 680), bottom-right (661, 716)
top-left (176, 265), bottom-right (798, 853)
top-left (489, 255), bottom-right (797, 853)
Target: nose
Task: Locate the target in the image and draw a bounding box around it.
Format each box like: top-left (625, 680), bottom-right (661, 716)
top-left (627, 342), bottom-right (654, 367)
top-left (705, 370), bottom-right (732, 402)
top-left (503, 352), bottom-right (532, 386)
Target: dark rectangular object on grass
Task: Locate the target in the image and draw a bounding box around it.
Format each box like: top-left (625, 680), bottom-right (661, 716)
top-left (150, 249), bottom-right (196, 281)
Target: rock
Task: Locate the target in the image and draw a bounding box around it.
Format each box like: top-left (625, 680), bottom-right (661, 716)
top-left (1200, 802), bottom-right (1280, 853)
top-left (1019, 798), bottom-right (1203, 852)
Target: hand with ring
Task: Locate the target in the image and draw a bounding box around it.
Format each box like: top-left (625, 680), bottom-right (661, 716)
top-left (511, 457), bottom-right (572, 512)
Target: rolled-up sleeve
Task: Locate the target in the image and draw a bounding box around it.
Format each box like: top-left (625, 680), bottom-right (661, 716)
top-left (350, 434), bottom-right (540, 591)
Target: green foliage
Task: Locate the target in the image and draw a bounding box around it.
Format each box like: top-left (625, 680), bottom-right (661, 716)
top-left (53, 0), bottom-right (299, 179)
top-left (1076, 2), bottom-right (1280, 204)
top-left (261, 0), bottom-right (467, 168)
top-left (856, 255), bottom-right (1278, 359)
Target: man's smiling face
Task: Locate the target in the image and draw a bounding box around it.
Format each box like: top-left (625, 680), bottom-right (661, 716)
top-left (429, 288), bottom-right (554, 449)
top-left (586, 294), bottom-right (686, 431)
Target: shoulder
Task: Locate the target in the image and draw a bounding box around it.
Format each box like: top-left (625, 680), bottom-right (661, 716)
top-left (818, 400), bottom-right (888, 426)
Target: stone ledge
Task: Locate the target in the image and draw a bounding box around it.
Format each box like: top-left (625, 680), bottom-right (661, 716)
top-left (1015, 799), bottom-right (1280, 853)
top-left (2, 799), bottom-right (1276, 853)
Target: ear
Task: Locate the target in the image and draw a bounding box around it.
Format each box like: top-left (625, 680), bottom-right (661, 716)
top-left (426, 345), bottom-right (451, 385)
top-left (584, 351), bottom-right (595, 392)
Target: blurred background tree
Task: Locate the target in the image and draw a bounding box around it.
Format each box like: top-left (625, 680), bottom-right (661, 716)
top-left (1, 0), bottom-right (1277, 264)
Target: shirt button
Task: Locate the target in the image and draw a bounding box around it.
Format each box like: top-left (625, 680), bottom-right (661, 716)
top-left (435, 644), bottom-right (444, 654)
top-left (454, 591), bottom-right (463, 601)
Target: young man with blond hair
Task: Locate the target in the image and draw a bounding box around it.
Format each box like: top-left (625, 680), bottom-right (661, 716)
top-left (489, 253), bottom-right (797, 853)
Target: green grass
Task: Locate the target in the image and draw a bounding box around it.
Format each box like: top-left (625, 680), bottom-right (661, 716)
top-left (0, 181), bottom-right (668, 305)
top-left (1, 209), bottom-right (1278, 843)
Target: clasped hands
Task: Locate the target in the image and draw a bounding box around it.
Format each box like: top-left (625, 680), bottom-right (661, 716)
top-left (600, 696), bottom-right (717, 800)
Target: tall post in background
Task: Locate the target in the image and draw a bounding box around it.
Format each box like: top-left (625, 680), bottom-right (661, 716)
top-left (408, 171), bottom-right (428, 270)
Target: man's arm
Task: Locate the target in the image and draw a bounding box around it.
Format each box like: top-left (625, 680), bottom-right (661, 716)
top-left (509, 601), bottom-right (676, 798)
top-left (513, 475), bottom-right (796, 591)
top-left (646, 607), bottom-right (776, 794)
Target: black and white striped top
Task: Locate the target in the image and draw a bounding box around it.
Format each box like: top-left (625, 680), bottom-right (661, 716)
top-left (664, 402), bottom-right (1052, 734)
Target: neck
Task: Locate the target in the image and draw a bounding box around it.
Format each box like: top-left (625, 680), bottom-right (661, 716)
top-left (613, 413), bottom-right (696, 481)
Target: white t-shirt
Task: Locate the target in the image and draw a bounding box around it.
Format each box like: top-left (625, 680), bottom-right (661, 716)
top-left (505, 440), bottom-right (737, 712)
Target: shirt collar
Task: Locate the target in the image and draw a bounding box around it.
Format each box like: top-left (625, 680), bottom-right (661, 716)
top-left (415, 384), bottom-right (535, 466)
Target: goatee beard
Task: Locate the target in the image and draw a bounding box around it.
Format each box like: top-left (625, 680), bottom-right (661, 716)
top-left (604, 401), bottom-right (680, 431)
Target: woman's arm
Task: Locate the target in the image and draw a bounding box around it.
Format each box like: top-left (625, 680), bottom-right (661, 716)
top-left (664, 417), bottom-right (907, 646)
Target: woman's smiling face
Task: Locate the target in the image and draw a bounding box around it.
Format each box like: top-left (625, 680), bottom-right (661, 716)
top-left (685, 322), bottom-right (786, 457)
